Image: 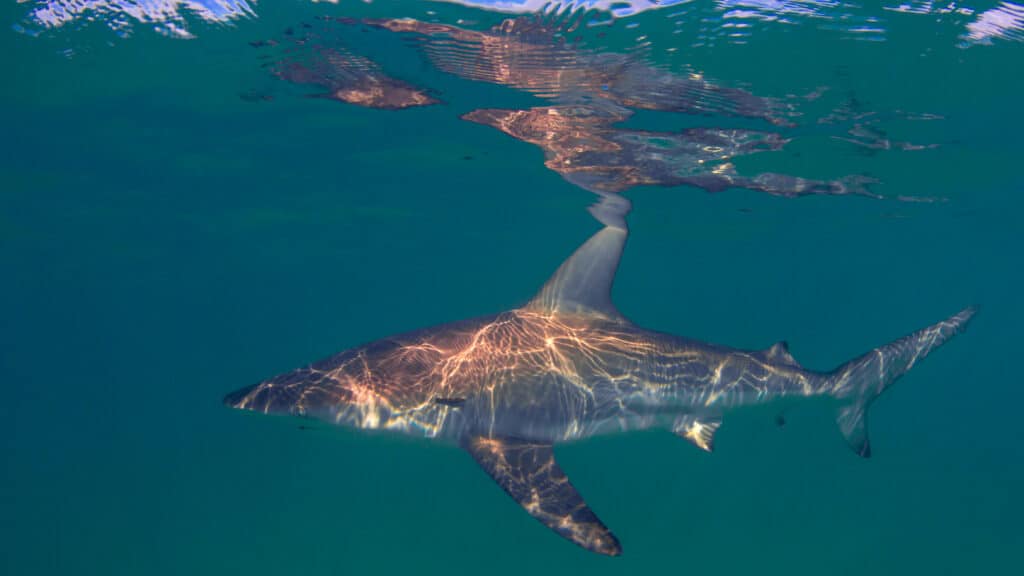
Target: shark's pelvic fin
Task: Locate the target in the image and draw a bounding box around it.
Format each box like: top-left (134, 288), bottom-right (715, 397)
top-left (462, 436), bottom-right (622, 556)
top-left (526, 194), bottom-right (631, 321)
top-left (672, 414), bottom-right (723, 452)
top-left (828, 307), bottom-right (976, 458)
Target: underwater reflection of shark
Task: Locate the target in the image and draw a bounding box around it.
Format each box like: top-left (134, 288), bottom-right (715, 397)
top-left (359, 16), bottom-right (783, 123)
top-left (257, 35), bottom-right (439, 110)
top-left (463, 104), bottom-right (876, 197)
top-left (225, 195), bottom-right (973, 555)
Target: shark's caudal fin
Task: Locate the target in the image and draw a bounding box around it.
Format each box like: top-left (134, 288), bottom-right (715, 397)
top-left (828, 307), bottom-right (976, 457)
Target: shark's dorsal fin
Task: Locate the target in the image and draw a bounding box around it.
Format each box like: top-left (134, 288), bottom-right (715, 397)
top-left (762, 341), bottom-right (801, 367)
top-left (526, 195), bottom-right (630, 320)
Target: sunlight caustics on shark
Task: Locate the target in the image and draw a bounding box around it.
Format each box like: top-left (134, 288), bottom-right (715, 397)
top-left (224, 194), bottom-right (974, 555)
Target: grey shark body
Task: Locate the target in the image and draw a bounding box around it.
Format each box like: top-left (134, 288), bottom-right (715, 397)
top-left (225, 196), bottom-right (974, 555)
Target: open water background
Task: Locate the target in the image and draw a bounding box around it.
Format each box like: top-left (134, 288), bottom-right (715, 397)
top-left (2, 1), bottom-right (1021, 574)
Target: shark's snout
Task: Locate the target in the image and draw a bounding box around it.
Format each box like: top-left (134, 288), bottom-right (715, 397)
top-left (223, 381), bottom-right (305, 414)
top-left (223, 384), bottom-right (258, 409)
top-left (224, 368), bottom-right (352, 417)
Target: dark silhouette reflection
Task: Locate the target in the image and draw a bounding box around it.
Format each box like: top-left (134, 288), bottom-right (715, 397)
top-left (463, 104), bottom-right (876, 198)
top-left (274, 46), bottom-right (439, 110)
top-left (251, 25), bottom-right (439, 110)
top-left (831, 117), bottom-right (941, 154)
top-left (360, 17), bottom-right (784, 124)
top-left (815, 94), bottom-right (943, 154)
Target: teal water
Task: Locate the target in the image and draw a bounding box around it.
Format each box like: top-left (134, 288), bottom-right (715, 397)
top-left (2, 1), bottom-right (1022, 574)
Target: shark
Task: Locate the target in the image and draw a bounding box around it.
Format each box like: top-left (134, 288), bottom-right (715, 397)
top-left (224, 195), bottom-right (974, 556)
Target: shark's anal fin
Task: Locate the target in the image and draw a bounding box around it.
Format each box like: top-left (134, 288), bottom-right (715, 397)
top-left (462, 436), bottom-right (621, 556)
top-left (526, 194), bottom-right (631, 321)
top-left (672, 414), bottom-right (722, 452)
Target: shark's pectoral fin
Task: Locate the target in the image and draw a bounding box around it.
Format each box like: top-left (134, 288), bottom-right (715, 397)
top-left (462, 436), bottom-right (621, 556)
top-left (672, 414), bottom-right (722, 452)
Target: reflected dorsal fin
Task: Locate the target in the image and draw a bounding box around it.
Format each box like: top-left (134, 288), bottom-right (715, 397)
top-left (763, 341), bottom-right (801, 367)
top-left (526, 194), bottom-right (630, 320)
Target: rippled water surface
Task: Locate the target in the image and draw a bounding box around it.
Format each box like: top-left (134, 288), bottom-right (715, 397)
top-left (2, 0), bottom-right (1021, 574)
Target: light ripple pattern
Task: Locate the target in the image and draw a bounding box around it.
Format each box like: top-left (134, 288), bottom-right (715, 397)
top-left (964, 1), bottom-right (1024, 44)
top-left (16, 0), bottom-right (1024, 47)
top-left (21, 0), bottom-right (255, 37)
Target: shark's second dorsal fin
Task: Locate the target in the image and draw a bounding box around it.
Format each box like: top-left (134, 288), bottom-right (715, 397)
top-left (526, 194), bottom-right (630, 321)
top-left (762, 341), bottom-right (801, 367)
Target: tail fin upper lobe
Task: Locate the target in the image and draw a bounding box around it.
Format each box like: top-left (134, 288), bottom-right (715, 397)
top-left (828, 307), bottom-right (976, 457)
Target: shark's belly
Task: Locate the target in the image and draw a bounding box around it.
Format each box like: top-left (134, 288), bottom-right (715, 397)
top-left (451, 371), bottom-right (663, 442)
